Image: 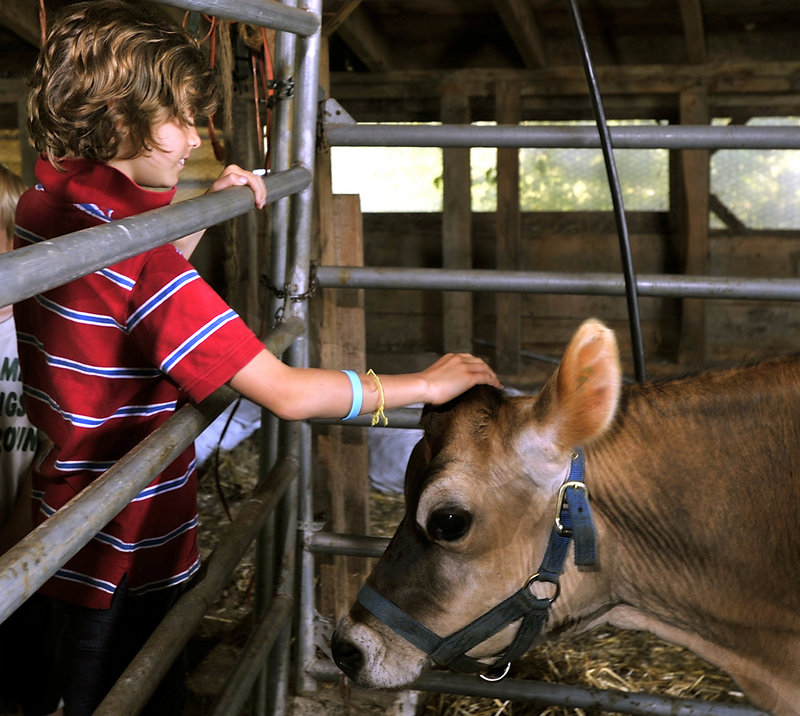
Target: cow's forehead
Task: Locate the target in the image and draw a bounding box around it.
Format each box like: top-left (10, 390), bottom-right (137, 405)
top-left (404, 387), bottom-right (537, 508)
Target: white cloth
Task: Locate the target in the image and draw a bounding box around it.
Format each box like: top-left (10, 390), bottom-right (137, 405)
top-left (0, 314), bottom-right (37, 528)
top-left (195, 398), bottom-right (263, 466)
top-left (368, 428), bottom-right (423, 494)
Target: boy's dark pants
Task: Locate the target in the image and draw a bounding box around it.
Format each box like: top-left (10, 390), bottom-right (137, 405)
top-left (0, 592), bottom-right (61, 715)
top-left (55, 576), bottom-right (188, 716)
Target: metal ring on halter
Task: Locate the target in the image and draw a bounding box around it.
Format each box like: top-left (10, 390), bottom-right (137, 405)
top-left (480, 661), bottom-right (511, 682)
top-left (524, 572), bottom-right (561, 603)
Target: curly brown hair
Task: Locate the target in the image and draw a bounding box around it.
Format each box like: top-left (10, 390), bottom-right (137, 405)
top-left (27, 0), bottom-right (219, 167)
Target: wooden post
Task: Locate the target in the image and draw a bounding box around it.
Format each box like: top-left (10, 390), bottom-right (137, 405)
top-left (313, 37), bottom-right (370, 620)
top-left (315, 195), bottom-right (370, 619)
top-left (495, 80), bottom-right (521, 376)
top-left (229, 93), bottom-right (262, 331)
top-left (675, 87), bottom-right (709, 367)
top-left (441, 92), bottom-right (473, 353)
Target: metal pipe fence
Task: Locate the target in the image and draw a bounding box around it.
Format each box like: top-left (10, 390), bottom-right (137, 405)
top-left (0, 2), bottom-right (320, 715)
top-left (0, 317), bottom-right (303, 625)
top-left (0, 166), bottom-right (311, 309)
top-left (95, 457), bottom-right (300, 716)
top-left (4, 0), bottom-right (794, 712)
top-left (257, 5), bottom-right (300, 714)
top-left (211, 594), bottom-right (294, 716)
top-left (309, 659), bottom-right (768, 716)
top-left (325, 121), bottom-right (800, 149)
top-left (316, 265), bottom-right (800, 302)
top-left (156, 0), bottom-right (319, 36)
top-left (276, 0), bottom-right (325, 702)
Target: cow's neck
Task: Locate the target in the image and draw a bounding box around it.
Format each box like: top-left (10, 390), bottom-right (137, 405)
top-left (557, 363), bottom-right (800, 711)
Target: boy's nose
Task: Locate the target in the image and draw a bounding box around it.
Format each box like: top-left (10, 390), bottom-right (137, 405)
top-left (187, 125), bottom-right (201, 148)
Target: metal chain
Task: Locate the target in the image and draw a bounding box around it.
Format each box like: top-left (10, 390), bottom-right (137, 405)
top-left (261, 261), bottom-right (318, 323)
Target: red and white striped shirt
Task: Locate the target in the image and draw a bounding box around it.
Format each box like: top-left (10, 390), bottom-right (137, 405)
top-left (14, 157), bottom-right (264, 608)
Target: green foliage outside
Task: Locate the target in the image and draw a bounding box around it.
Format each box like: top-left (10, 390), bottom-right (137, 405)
top-left (711, 117), bottom-right (800, 230)
top-left (331, 118), bottom-right (800, 230)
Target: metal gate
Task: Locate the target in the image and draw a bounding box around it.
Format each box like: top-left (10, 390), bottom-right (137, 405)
top-left (1, 0), bottom-right (798, 714)
top-left (302, 4), bottom-right (799, 715)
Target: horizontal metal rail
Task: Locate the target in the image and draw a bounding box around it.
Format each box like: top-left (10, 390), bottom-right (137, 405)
top-left (95, 457), bottom-right (300, 716)
top-left (325, 122), bottom-right (800, 150)
top-left (0, 165), bottom-right (311, 309)
top-left (0, 316), bottom-right (305, 625)
top-left (317, 265), bottom-right (800, 302)
top-left (156, 0), bottom-right (319, 36)
top-left (309, 658), bottom-right (767, 716)
top-left (312, 406), bottom-right (422, 429)
top-left (306, 531), bottom-right (388, 558)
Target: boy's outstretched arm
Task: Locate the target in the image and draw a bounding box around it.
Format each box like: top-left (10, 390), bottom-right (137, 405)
top-left (173, 164), bottom-right (267, 258)
top-left (229, 348), bottom-right (502, 422)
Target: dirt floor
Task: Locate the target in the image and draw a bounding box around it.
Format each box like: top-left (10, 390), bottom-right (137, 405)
top-left (185, 431), bottom-right (755, 716)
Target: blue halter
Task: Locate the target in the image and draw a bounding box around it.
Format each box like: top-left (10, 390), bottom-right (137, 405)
top-left (357, 449), bottom-right (598, 680)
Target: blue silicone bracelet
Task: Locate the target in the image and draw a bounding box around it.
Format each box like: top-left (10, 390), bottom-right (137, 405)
top-left (341, 370), bottom-right (363, 421)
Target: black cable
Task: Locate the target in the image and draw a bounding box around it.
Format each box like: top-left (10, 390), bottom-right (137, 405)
top-left (564, 0), bottom-right (647, 382)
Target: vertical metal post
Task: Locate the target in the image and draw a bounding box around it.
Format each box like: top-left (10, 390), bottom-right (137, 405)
top-left (257, 3), bottom-right (299, 714)
top-left (286, 0), bottom-right (323, 697)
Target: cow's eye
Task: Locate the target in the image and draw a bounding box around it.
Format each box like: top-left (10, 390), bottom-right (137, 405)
top-left (427, 508), bottom-right (472, 542)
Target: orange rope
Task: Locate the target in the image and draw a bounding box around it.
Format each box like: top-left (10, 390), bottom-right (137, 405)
top-left (38, 0), bottom-right (46, 46)
top-left (180, 12), bottom-right (276, 169)
top-left (206, 17), bottom-right (226, 162)
top-left (260, 27), bottom-right (274, 172)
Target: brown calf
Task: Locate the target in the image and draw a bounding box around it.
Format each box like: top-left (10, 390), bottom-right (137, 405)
top-left (332, 319), bottom-right (800, 716)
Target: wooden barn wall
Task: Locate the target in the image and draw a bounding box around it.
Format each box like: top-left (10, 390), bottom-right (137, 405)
top-left (354, 211), bottom-right (800, 387)
top-left (708, 233), bottom-right (800, 365)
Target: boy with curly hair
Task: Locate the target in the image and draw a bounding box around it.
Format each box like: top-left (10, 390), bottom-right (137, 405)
top-left (15, 1), bottom-right (500, 712)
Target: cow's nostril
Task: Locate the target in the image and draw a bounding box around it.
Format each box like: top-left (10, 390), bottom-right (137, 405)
top-left (331, 636), bottom-right (364, 679)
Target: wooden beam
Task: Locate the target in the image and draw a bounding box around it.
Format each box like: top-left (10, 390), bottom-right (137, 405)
top-left (334, 5), bottom-right (394, 72)
top-left (0, 0), bottom-right (43, 48)
top-left (441, 92), bottom-right (473, 353)
top-left (495, 80), bottom-right (521, 376)
top-left (675, 86), bottom-right (709, 368)
top-left (330, 61), bottom-right (800, 100)
top-left (328, 61), bottom-right (800, 121)
top-left (313, 36), bottom-right (369, 619)
top-left (678, 0), bottom-right (707, 64)
top-left (490, 0), bottom-right (547, 69)
top-left (317, 194), bottom-right (369, 619)
top-left (709, 193), bottom-right (747, 232)
top-left (322, 0), bottom-right (361, 39)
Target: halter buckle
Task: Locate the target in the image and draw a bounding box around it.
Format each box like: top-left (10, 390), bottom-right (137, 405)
top-left (554, 480), bottom-right (589, 536)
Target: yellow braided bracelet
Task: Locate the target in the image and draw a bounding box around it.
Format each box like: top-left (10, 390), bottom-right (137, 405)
top-left (366, 369), bottom-right (388, 427)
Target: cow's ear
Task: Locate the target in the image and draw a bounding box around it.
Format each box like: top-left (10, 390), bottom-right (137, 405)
top-left (549, 318), bottom-right (621, 449)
